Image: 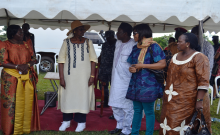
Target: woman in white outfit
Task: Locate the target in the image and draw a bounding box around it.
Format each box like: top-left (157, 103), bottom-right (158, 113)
top-left (58, 21), bottom-right (97, 132)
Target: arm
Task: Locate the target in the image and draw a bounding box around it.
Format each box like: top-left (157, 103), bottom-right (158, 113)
top-left (133, 59), bottom-right (166, 70)
top-left (59, 63), bottom-right (65, 89)
top-left (195, 54), bottom-right (210, 111)
top-left (88, 61), bottom-right (96, 86)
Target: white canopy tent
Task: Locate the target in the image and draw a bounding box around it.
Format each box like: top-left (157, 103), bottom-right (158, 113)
top-left (0, 0), bottom-right (220, 33)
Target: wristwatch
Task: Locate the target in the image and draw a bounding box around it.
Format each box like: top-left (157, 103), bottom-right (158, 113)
top-left (197, 98), bottom-right (203, 102)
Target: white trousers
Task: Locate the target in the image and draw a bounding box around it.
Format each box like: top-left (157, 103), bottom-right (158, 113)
top-left (112, 106), bottom-right (134, 135)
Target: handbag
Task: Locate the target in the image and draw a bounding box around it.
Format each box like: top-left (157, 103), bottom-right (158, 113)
top-left (148, 46), bottom-right (165, 84)
top-left (184, 110), bottom-right (211, 135)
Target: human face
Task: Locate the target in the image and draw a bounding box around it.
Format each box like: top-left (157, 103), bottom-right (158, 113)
top-left (133, 30), bottom-right (139, 42)
top-left (177, 35), bottom-right (190, 51)
top-left (13, 28), bottom-right (24, 41)
top-left (116, 28), bottom-right (125, 40)
top-left (74, 26), bottom-right (85, 37)
top-left (213, 39), bottom-right (219, 45)
top-left (22, 25), bottom-right (29, 34)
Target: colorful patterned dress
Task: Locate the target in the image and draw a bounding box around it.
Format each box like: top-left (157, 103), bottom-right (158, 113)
top-left (0, 39), bottom-right (40, 135)
top-left (159, 52), bottom-right (211, 135)
top-left (126, 43), bottom-right (166, 102)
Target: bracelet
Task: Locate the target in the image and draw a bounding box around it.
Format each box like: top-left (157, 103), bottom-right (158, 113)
top-left (90, 75), bottom-right (95, 78)
top-left (197, 98), bottom-right (203, 102)
top-left (27, 63), bottom-right (31, 67)
top-left (15, 65), bottom-right (18, 69)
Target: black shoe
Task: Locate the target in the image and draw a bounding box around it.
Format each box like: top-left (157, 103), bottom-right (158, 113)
top-left (117, 132), bottom-right (130, 135)
top-left (109, 115), bottom-right (115, 120)
top-left (109, 128), bottom-right (122, 134)
top-left (97, 104), bottom-right (110, 108)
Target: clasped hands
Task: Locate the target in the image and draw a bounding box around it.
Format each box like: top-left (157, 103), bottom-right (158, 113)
top-left (129, 63), bottom-right (143, 73)
top-left (17, 64), bottom-right (29, 74)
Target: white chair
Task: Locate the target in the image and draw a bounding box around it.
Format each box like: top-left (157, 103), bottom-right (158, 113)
top-left (35, 54), bottom-right (41, 75)
top-left (209, 85), bottom-right (213, 105)
top-left (214, 76), bottom-right (220, 114)
top-left (54, 54), bottom-right (58, 73)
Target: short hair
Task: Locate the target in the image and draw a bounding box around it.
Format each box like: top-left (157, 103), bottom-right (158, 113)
top-left (105, 30), bottom-right (115, 38)
top-left (182, 33), bottom-right (201, 51)
top-left (22, 23), bottom-right (30, 29)
top-left (133, 24), bottom-right (152, 43)
top-left (169, 37), bottom-right (175, 42)
top-left (118, 23), bottom-right (132, 37)
top-left (191, 26), bottom-right (204, 35)
top-left (7, 25), bottom-right (21, 39)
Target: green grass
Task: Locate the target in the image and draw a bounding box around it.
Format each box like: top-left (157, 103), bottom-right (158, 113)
top-left (1, 72), bottom-right (219, 134)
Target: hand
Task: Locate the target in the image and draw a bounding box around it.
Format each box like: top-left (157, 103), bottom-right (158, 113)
top-left (17, 64), bottom-right (29, 73)
top-left (60, 78), bottom-right (66, 89)
top-left (88, 77), bottom-right (94, 86)
top-left (132, 64), bottom-right (143, 70)
top-left (195, 101), bottom-right (203, 111)
top-left (129, 67), bottom-right (136, 73)
top-left (22, 70), bottom-right (28, 75)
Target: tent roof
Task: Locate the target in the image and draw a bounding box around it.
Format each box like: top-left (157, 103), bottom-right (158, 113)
top-left (0, 0), bottom-right (220, 33)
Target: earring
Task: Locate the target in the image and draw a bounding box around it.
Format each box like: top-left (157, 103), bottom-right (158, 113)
top-left (74, 31), bottom-right (75, 33)
top-left (187, 46), bottom-right (189, 47)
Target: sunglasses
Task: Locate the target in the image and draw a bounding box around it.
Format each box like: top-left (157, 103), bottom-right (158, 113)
top-left (133, 32), bottom-right (138, 35)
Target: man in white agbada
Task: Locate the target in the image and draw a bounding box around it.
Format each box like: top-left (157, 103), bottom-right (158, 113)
top-left (108, 23), bottom-right (136, 135)
top-left (57, 21), bottom-right (97, 132)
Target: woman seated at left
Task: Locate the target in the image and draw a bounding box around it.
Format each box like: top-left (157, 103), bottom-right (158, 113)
top-left (0, 25), bottom-right (40, 135)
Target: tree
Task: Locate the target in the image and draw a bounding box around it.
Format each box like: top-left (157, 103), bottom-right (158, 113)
top-left (153, 34), bottom-right (174, 49)
top-left (0, 26), bottom-right (7, 41)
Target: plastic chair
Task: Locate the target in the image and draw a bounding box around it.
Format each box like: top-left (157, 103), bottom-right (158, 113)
top-left (214, 76), bottom-right (220, 114)
top-left (35, 54), bottom-right (41, 75)
top-left (54, 54), bottom-right (58, 73)
top-left (94, 66), bottom-right (105, 117)
top-left (209, 85), bottom-right (213, 105)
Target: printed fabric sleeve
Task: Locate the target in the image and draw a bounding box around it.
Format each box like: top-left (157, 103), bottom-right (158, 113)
top-left (127, 46), bottom-right (135, 64)
top-left (151, 43), bottom-right (166, 63)
top-left (89, 39), bottom-right (98, 63)
top-left (58, 40), bottom-right (67, 63)
top-left (0, 41), bottom-right (9, 66)
top-left (195, 53), bottom-right (210, 90)
top-left (26, 40), bottom-right (37, 62)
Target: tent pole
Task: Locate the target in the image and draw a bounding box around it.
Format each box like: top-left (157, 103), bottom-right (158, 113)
top-left (198, 20), bottom-right (204, 52)
top-left (4, 9), bottom-right (10, 27)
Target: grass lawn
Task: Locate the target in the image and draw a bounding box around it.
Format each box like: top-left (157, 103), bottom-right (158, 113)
top-left (1, 72), bottom-right (220, 135)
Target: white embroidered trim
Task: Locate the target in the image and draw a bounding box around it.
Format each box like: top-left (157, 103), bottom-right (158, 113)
top-left (173, 52), bottom-right (200, 65)
top-left (165, 84), bottom-right (178, 102)
top-left (198, 86), bottom-right (209, 91)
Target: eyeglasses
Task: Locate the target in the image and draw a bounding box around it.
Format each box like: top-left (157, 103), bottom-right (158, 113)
top-left (133, 32), bottom-right (138, 35)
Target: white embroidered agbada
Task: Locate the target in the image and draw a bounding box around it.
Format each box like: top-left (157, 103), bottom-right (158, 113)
top-left (57, 33), bottom-right (98, 113)
top-left (108, 39), bottom-right (136, 108)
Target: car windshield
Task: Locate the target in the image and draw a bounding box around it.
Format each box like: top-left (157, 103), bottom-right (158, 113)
top-left (84, 32), bottom-right (104, 44)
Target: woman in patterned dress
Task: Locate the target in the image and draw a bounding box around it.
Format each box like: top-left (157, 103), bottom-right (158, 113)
top-left (126, 24), bottom-right (166, 135)
top-left (159, 33), bottom-right (211, 135)
top-left (0, 25), bottom-right (40, 135)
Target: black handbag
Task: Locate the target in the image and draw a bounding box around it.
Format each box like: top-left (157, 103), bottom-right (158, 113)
top-left (184, 110), bottom-right (211, 135)
top-left (148, 46), bottom-right (165, 84)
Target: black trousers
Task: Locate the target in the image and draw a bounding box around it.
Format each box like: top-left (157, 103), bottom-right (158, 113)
top-left (63, 113), bottom-right (86, 123)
